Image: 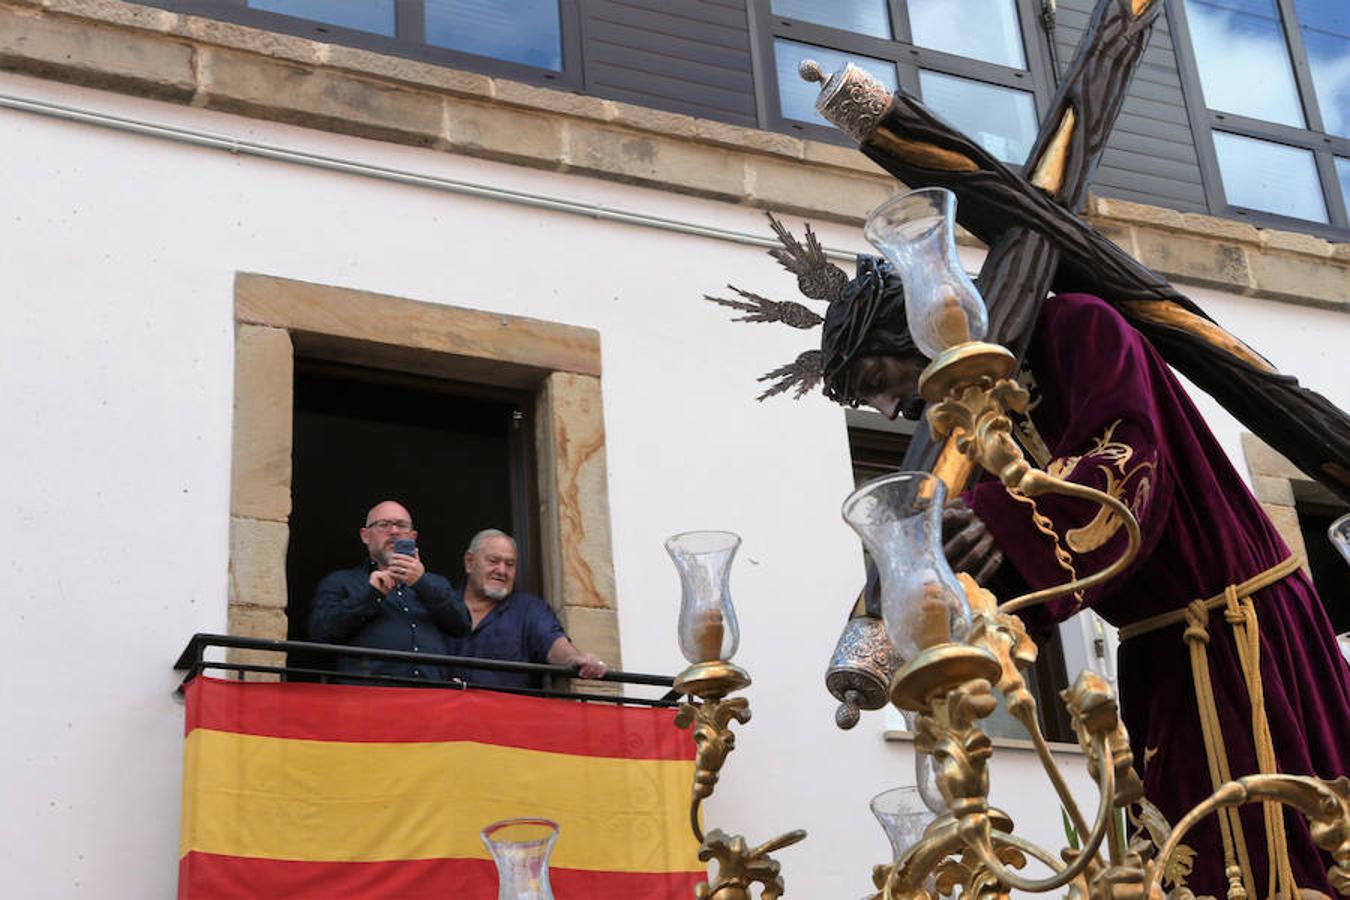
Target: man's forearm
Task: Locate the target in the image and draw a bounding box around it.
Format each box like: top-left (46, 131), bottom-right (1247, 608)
top-left (546, 637), bottom-right (583, 667)
top-left (546, 637), bottom-right (608, 679)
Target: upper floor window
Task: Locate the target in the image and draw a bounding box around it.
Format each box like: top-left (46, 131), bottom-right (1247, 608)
top-left (152, 0), bottom-right (579, 86)
top-left (752, 0), bottom-right (1055, 164)
top-left (1172, 0), bottom-right (1349, 236)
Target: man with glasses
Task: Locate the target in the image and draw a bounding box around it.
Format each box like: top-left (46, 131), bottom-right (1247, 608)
top-left (309, 499), bottom-right (471, 683)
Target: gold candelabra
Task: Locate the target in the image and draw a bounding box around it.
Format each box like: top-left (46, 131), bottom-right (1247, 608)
top-left (860, 331), bottom-right (1350, 900)
top-left (668, 187), bottom-right (1349, 899)
top-left (667, 531), bottom-right (808, 899)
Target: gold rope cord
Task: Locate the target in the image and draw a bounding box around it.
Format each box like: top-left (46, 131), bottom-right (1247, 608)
top-left (1185, 598), bottom-right (1257, 900)
top-left (1118, 556), bottom-right (1302, 641)
top-left (1176, 557), bottom-right (1302, 899)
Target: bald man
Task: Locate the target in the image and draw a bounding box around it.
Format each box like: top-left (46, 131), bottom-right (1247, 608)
top-left (309, 499), bottom-right (471, 683)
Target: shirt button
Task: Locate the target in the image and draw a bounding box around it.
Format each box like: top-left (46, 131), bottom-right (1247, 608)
top-left (413, 645), bottom-right (419, 652)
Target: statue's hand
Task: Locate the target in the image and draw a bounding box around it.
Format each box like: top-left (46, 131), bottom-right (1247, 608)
top-left (943, 498), bottom-right (1004, 586)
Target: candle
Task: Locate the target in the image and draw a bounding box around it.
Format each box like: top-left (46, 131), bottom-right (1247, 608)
top-left (911, 582), bottom-right (953, 649)
top-left (694, 608), bottom-right (725, 662)
top-left (932, 285), bottom-right (971, 348)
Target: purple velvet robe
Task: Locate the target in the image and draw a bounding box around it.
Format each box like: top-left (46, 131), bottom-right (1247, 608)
top-left (968, 293), bottom-right (1350, 896)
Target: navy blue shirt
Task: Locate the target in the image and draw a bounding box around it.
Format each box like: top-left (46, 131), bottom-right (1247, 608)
top-left (442, 592), bottom-right (567, 689)
top-left (308, 563), bottom-right (471, 682)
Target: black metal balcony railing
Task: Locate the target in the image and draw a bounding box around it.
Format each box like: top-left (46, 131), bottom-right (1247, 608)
top-left (174, 633), bottom-right (681, 707)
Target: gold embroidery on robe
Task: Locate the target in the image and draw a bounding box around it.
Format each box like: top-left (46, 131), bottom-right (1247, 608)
top-left (1045, 420), bottom-right (1156, 554)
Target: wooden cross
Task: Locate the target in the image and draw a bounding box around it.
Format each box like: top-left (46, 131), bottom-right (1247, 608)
top-left (811, 0), bottom-right (1348, 502)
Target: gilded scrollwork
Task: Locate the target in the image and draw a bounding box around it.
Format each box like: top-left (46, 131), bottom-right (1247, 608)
top-left (695, 828), bottom-right (808, 900)
top-left (928, 376), bottom-right (1035, 495)
top-left (933, 843), bottom-right (1026, 898)
top-left (962, 573), bottom-right (1039, 718)
top-left (1011, 366), bottom-right (1053, 468)
top-left (1061, 672), bottom-right (1144, 808)
top-left (1146, 775), bottom-right (1350, 898)
top-left (674, 665), bottom-right (807, 899)
top-left (676, 695), bottom-right (751, 817)
top-left (913, 678), bottom-right (998, 816)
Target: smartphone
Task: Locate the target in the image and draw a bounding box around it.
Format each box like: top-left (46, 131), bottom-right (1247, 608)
top-left (392, 538), bottom-right (417, 557)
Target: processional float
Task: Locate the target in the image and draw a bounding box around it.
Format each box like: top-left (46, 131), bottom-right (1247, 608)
top-left (673, 0), bottom-right (1350, 898)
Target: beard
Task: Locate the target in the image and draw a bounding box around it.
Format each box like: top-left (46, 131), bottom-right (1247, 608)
top-left (482, 582), bottom-right (510, 601)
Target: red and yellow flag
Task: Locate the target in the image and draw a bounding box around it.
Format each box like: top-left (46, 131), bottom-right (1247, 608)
top-left (179, 677), bottom-right (704, 898)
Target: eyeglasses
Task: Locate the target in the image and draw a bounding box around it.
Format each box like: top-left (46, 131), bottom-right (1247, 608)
top-left (365, 519), bottom-right (413, 532)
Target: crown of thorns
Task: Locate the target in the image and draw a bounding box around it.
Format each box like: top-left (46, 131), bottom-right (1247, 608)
top-left (704, 214), bottom-right (910, 403)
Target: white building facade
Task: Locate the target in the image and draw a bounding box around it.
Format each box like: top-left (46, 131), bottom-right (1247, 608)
top-left (0, 2), bottom-right (1346, 896)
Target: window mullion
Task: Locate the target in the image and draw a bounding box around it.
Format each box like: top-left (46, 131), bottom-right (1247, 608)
top-left (1164, 0), bottom-right (1230, 217)
top-left (1274, 0), bottom-right (1326, 136)
top-left (889, 0), bottom-right (913, 46)
top-left (1011, 0), bottom-right (1057, 120)
top-left (747, 0), bottom-right (779, 130)
top-left (768, 18), bottom-right (909, 64)
top-left (1206, 109), bottom-right (1325, 151)
top-left (394, 0), bottom-right (424, 43)
top-left (558, 0), bottom-right (584, 90)
top-left (896, 59), bottom-right (922, 99)
top-left (1313, 151), bottom-right (1349, 229)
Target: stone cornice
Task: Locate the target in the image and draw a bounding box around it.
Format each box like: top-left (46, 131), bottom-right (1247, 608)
top-left (1, 0), bottom-right (1344, 312)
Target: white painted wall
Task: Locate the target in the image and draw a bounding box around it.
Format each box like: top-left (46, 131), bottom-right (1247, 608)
top-left (1, 73), bottom-right (1346, 898)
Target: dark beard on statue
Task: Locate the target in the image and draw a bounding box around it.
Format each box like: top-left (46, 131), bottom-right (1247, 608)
top-left (820, 255), bottom-right (919, 405)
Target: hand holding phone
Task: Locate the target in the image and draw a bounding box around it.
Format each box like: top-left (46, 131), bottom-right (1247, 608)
top-left (389, 538), bottom-right (423, 586)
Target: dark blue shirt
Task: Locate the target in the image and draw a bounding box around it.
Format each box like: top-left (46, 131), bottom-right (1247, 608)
top-left (308, 563), bottom-right (471, 682)
top-left (442, 592), bottom-right (567, 689)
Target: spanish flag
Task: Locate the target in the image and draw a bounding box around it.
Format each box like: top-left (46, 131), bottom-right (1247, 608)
top-left (179, 677), bottom-right (704, 898)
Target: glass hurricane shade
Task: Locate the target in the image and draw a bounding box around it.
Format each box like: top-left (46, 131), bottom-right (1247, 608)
top-left (1330, 512), bottom-right (1350, 566)
top-left (666, 530), bottom-right (743, 664)
top-left (901, 710), bottom-right (947, 815)
top-left (863, 187), bottom-right (989, 359)
top-left (841, 472), bottom-right (973, 666)
top-left (481, 818), bottom-right (559, 900)
top-left (871, 786), bottom-right (938, 863)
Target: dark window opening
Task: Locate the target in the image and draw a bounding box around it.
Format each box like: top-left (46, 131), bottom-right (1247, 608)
top-left (847, 415), bottom-right (1074, 743)
top-left (1297, 499), bottom-right (1350, 636)
top-left (286, 359), bottom-right (539, 675)
top-left (849, 421), bottom-right (913, 485)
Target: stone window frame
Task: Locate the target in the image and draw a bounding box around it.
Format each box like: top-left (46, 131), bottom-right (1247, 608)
top-left (226, 273), bottom-right (621, 688)
top-left (1241, 430), bottom-right (1339, 572)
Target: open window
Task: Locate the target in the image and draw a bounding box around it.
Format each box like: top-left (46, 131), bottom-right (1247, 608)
top-left (285, 360), bottom-right (541, 675)
top-left (227, 274), bottom-right (620, 684)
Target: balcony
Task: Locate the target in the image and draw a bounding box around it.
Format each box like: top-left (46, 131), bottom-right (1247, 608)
top-left (172, 635), bottom-right (700, 898)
